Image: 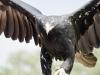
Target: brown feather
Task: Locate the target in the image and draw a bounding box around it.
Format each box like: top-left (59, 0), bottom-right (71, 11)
top-left (88, 25), bottom-right (98, 47)
top-left (75, 52), bottom-right (97, 67)
top-left (29, 18), bottom-right (39, 45)
top-left (11, 9), bottom-right (19, 40)
top-left (4, 6), bottom-right (14, 38)
top-left (78, 38), bottom-right (85, 53)
top-left (29, 21), bottom-right (33, 40)
top-left (0, 10), bottom-right (2, 34)
top-left (24, 16), bottom-right (31, 43)
top-left (0, 10), bottom-right (7, 34)
top-left (81, 36), bottom-right (91, 53)
top-left (93, 13), bottom-right (100, 41)
top-left (21, 14), bottom-right (26, 38)
top-left (80, 31), bottom-right (94, 53)
top-left (25, 21), bottom-right (33, 43)
top-left (0, 1), bottom-right (39, 44)
top-left (16, 10), bottom-right (25, 42)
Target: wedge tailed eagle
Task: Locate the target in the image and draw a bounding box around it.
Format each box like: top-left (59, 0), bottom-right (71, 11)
top-left (0, 0), bottom-right (100, 75)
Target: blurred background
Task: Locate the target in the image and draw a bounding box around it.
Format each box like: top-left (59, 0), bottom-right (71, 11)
top-left (0, 0), bottom-right (100, 75)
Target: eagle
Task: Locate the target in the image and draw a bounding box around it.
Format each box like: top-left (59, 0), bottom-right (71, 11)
top-left (0, 0), bottom-right (100, 75)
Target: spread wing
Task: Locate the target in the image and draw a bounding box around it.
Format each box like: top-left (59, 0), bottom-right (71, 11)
top-left (71, 0), bottom-right (100, 53)
top-left (0, 0), bottom-right (44, 45)
top-left (70, 0), bottom-right (100, 67)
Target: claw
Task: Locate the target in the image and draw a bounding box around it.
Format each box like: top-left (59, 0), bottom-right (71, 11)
top-left (54, 68), bottom-right (69, 75)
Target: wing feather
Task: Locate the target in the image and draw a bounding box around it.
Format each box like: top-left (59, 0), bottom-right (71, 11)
top-left (24, 16), bottom-right (31, 43)
top-left (11, 9), bottom-right (19, 40)
top-left (71, 0), bottom-right (100, 53)
top-left (88, 25), bottom-right (98, 47)
top-left (94, 13), bottom-right (100, 41)
top-left (0, 0), bottom-right (44, 45)
top-left (4, 6), bottom-right (14, 38)
top-left (0, 10), bottom-right (6, 35)
top-left (71, 0), bottom-right (100, 67)
top-left (0, 10), bottom-right (2, 34)
top-left (29, 18), bottom-right (39, 45)
top-left (29, 21), bottom-right (33, 40)
top-left (16, 10), bottom-right (26, 42)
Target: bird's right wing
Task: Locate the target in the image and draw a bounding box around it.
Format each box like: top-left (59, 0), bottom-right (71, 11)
top-left (70, 0), bottom-right (100, 53)
top-left (0, 0), bottom-right (44, 45)
top-left (70, 0), bottom-right (100, 67)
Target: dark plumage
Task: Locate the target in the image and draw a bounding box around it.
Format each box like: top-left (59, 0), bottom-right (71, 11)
top-left (0, 0), bottom-right (100, 75)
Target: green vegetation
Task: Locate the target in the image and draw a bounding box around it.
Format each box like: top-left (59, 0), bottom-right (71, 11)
top-left (0, 49), bottom-right (100, 75)
top-left (0, 51), bottom-right (41, 75)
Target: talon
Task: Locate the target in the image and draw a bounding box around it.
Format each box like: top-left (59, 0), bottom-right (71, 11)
top-left (54, 68), bottom-right (69, 75)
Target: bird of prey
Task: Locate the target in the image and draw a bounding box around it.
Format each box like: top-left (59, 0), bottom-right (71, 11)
top-left (0, 0), bottom-right (100, 75)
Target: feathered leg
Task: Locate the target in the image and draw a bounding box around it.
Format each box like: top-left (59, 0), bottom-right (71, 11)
top-left (40, 47), bottom-right (52, 75)
top-left (55, 40), bottom-right (75, 75)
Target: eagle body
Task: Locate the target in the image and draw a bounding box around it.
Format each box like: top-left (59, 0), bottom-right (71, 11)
top-left (0, 0), bottom-right (100, 75)
top-left (38, 16), bottom-right (75, 60)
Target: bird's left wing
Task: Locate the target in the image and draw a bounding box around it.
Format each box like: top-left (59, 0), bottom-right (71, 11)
top-left (0, 0), bottom-right (44, 45)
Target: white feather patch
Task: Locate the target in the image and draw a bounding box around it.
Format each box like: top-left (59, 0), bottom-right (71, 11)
top-left (45, 22), bottom-right (55, 34)
top-left (54, 68), bottom-right (69, 75)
